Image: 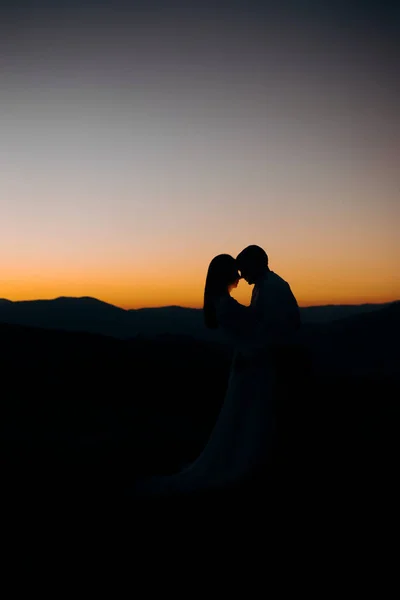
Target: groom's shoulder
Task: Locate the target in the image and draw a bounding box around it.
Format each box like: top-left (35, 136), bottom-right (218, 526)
top-left (268, 270), bottom-right (289, 288)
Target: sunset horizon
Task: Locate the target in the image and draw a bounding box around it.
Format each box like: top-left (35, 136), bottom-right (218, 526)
top-left (2, 2), bottom-right (399, 312)
top-left (1, 287), bottom-right (399, 311)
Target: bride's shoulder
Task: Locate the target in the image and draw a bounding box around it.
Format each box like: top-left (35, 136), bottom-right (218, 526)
top-left (215, 295), bottom-right (255, 338)
top-left (216, 295), bottom-right (246, 316)
top-left (216, 294), bottom-right (240, 307)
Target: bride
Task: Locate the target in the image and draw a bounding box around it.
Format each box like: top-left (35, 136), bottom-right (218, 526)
top-left (135, 254), bottom-right (277, 496)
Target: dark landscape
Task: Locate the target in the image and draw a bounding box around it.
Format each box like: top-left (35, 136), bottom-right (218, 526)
top-left (1, 298), bottom-right (399, 509)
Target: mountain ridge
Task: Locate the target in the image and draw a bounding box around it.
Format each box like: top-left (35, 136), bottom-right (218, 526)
top-left (0, 296), bottom-right (398, 341)
top-left (1, 295), bottom-right (395, 311)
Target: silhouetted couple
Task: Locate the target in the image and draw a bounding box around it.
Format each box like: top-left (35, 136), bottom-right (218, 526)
top-left (136, 245), bottom-right (302, 496)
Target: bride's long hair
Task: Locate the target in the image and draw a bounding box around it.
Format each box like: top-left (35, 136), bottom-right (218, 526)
top-left (203, 254), bottom-right (240, 329)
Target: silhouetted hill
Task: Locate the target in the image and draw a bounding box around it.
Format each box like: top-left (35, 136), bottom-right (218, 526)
top-left (0, 296), bottom-right (395, 341)
top-left (0, 296), bottom-right (131, 338)
top-left (0, 296), bottom-right (223, 341)
top-left (299, 302), bottom-right (390, 323)
top-left (297, 300), bottom-right (400, 375)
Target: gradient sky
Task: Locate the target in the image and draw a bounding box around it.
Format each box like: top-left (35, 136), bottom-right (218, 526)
top-left (1, 0), bottom-right (399, 308)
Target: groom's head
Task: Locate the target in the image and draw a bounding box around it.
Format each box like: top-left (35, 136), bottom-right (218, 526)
top-left (236, 245), bottom-right (269, 284)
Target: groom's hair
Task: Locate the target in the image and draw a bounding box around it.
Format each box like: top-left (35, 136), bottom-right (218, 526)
top-left (236, 245), bottom-right (269, 267)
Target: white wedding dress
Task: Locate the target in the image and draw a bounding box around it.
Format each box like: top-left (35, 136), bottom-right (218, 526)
top-left (135, 294), bottom-right (276, 496)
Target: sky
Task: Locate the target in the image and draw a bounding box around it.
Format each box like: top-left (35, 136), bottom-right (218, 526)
top-left (1, 0), bottom-right (399, 308)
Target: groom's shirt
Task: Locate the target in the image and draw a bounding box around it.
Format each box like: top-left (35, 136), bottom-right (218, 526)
top-left (250, 270), bottom-right (300, 348)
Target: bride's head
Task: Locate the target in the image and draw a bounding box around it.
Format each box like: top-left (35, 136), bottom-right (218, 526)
top-left (203, 254), bottom-right (241, 329)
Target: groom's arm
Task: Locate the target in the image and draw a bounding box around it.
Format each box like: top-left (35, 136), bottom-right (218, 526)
top-left (287, 285), bottom-right (301, 331)
top-left (251, 282), bottom-right (299, 343)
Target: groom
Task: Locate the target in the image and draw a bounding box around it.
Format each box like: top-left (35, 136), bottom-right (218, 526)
top-left (235, 244), bottom-right (307, 469)
top-left (236, 244), bottom-right (301, 346)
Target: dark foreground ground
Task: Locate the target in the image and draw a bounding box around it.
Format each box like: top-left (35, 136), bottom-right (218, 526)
top-left (1, 303), bottom-right (399, 518)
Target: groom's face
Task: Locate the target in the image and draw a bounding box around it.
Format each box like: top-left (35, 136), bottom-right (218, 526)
top-left (238, 260), bottom-right (259, 285)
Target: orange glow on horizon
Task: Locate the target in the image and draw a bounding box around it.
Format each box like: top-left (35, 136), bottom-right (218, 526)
top-left (2, 260), bottom-right (398, 309)
top-left (2, 209), bottom-right (399, 310)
